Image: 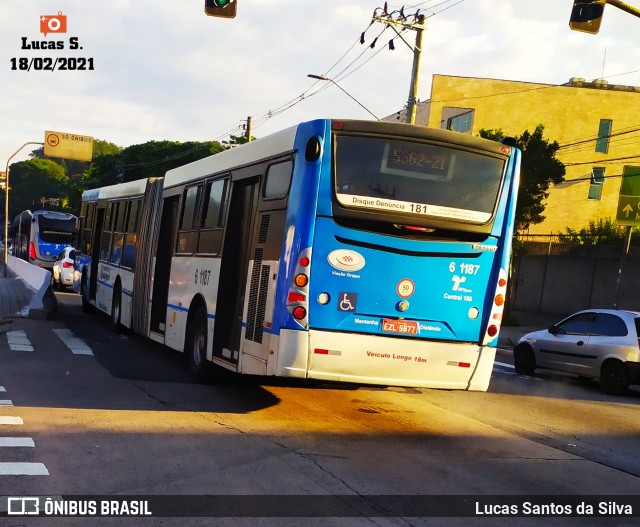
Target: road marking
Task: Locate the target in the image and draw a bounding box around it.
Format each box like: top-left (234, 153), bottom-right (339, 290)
top-left (52, 328), bottom-right (93, 356)
top-left (0, 437), bottom-right (35, 447)
top-left (0, 416), bottom-right (23, 425)
top-left (0, 462), bottom-right (49, 475)
top-left (6, 330), bottom-right (34, 352)
top-left (0, 400), bottom-right (13, 406)
top-left (0, 386), bottom-right (5, 392)
top-left (494, 361), bottom-right (514, 369)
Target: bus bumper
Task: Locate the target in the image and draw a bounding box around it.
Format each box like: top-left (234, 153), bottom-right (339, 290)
top-left (275, 329), bottom-right (496, 391)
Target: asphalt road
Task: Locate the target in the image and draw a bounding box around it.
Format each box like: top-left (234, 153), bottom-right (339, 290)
top-left (0, 291), bottom-right (638, 527)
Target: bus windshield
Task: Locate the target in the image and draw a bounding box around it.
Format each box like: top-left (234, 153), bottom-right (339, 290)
top-left (334, 135), bottom-right (506, 224)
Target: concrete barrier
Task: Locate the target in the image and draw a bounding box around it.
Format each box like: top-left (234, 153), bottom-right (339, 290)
top-left (7, 255), bottom-right (57, 319)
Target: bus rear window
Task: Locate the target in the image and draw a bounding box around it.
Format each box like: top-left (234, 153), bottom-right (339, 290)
top-left (334, 135), bottom-right (506, 224)
top-left (37, 216), bottom-right (77, 244)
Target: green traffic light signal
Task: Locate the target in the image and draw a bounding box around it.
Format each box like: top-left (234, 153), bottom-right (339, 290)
top-left (205, 0), bottom-right (237, 19)
top-left (569, 0), bottom-right (605, 34)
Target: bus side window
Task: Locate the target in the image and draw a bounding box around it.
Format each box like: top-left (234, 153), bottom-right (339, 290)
top-left (99, 202), bottom-right (115, 261)
top-left (263, 159), bottom-right (293, 199)
top-left (84, 203), bottom-right (95, 254)
top-left (121, 199), bottom-right (139, 269)
top-left (176, 185), bottom-right (202, 254)
top-left (110, 200), bottom-right (127, 266)
top-left (198, 179), bottom-right (227, 254)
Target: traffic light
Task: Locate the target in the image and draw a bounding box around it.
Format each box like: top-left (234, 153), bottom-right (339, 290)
top-left (569, 0), bottom-right (605, 34)
top-left (205, 0), bottom-right (237, 19)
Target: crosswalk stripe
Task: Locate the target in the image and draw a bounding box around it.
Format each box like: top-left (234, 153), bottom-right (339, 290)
top-left (0, 416), bottom-right (23, 425)
top-left (51, 328), bottom-right (93, 355)
top-left (6, 330), bottom-right (34, 352)
top-left (0, 400), bottom-right (13, 406)
top-left (0, 386), bottom-right (5, 392)
top-left (0, 462), bottom-right (49, 475)
top-left (0, 437), bottom-right (35, 447)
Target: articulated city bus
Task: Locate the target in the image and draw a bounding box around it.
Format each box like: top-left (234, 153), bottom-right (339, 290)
top-left (76, 119), bottom-right (520, 390)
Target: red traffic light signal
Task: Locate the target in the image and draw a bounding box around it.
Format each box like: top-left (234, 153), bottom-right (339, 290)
top-left (205, 0), bottom-right (237, 19)
top-left (569, 0), bottom-right (605, 34)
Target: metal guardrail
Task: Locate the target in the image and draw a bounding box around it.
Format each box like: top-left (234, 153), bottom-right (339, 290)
top-left (515, 234), bottom-right (640, 257)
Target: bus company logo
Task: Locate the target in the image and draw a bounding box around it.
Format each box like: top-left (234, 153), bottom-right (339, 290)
top-left (8, 497), bottom-right (40, 515)
top-left (40, 12), bottom-right (67, 37)
top-left (327, 249), bottom-right (365, 272)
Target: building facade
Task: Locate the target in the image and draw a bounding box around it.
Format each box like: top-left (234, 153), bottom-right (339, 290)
top-left (401, 75), bottom-right (640, 234)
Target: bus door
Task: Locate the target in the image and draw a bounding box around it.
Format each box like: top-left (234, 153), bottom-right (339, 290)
top-left (150, 196), bottom-right (179, 335)
top-left (89, 208), bottom-right (105, 302)
top-left (212, 177), bottom-right (260, 363)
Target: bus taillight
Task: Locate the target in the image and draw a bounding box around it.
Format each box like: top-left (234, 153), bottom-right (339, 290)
top-left (482, 268), bottom-right (509, 345)
top-left (292, 306), bottom-right (307, 320)
top-left (286, 247), bottom-right (312, 328)
top-left (28, 242), bottom-right (36, 260)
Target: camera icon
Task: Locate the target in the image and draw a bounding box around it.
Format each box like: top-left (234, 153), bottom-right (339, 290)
top-left (40, 11), bottom-right (67, 37)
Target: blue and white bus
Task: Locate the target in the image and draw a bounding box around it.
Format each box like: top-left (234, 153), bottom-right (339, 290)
top-left (13, 209), bottom-right (78, 269)
top-left (76, 119), bottom-right (520, 390)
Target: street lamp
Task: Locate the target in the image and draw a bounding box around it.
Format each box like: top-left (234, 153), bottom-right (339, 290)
top-left (3, 141), bottom-right (43, 276)
top-left (307, 74), bottom-right (380, 121)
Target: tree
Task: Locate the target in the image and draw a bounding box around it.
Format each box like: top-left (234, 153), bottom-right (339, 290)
top-left (480, 125), bottom-right (565, 231)
top-left (8, 158), bottom-right (69, 214)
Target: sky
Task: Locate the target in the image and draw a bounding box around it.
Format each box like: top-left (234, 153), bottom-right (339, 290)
top-left (1, 0), bottom-right (640, 168)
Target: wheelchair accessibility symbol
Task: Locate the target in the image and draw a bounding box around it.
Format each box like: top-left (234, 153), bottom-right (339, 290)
top-left (338, 292), bottom-right (357, 311)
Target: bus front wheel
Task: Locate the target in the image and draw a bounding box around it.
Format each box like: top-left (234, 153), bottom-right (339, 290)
top-left (186, 306), bottom-right (211, 382)
top-left (81, 273), bottom-right (95, 314)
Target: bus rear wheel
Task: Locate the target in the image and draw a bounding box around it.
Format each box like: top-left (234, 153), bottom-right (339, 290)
top-left (111, 283), bottom-right (124, 332)
top-left (186, 306), bottom-right (211, 382)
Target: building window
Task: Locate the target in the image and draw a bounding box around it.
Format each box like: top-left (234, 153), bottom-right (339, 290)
top-left (595, 119), bottom-right (612, 153)
top-left (446, 110), bottom-right (473, 133)
top-left (588, 167), bottom-right (605, 200)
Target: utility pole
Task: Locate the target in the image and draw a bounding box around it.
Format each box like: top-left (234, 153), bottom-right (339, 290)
top-left (372, 5), bottom-right (426, 125)
top-left (244, 116), bottom-right (252, 142)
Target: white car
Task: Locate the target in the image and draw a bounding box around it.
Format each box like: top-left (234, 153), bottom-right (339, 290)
top-left (52, 247), bottom-right (77, 291)
top-left (514, 309), bottom-right (640, 395)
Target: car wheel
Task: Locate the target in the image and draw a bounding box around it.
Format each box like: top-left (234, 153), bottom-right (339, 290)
top-left (600, 360), bottom-right (629, 396)
top-left (514, 343), bottom-right (537, 375)
top-left (186, 306), bottom-right (211, 382)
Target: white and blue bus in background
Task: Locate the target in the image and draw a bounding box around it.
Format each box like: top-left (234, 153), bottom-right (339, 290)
top-left (13, 210), bottom-right (78, 269)
top-left (76, 119), bottom-right (520, 390)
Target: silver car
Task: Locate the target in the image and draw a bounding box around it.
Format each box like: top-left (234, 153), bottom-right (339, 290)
top-left (514, 309), bottom-right (640, 395)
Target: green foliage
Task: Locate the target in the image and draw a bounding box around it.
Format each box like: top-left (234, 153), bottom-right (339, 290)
top-left (8, 138), bottom-right (229, 217)
top-left (480, 125), bottom-right (565, 231)
top-left (8, 158), bottom-right (68, 213)
top-left (559, 217), bottom-right (639, 246)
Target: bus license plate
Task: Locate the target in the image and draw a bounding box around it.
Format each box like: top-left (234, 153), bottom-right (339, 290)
top-left (381, 319), bottom-right (418, 335)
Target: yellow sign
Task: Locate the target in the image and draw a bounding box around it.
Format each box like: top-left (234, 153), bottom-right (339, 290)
top-left (44, 130), bottom-right (94, 162)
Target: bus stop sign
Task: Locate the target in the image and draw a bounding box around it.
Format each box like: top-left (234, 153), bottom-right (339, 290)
top-left (44, 130), bottom-right (94, 162)
top-left (616, 166), bottom-right (640, 226)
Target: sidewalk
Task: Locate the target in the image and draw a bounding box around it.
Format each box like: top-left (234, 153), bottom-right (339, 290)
top-left (0, 265), bottom-right (35, 318)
